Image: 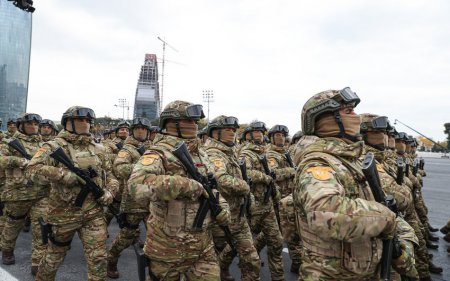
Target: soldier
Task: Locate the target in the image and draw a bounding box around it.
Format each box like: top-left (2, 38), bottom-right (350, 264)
top-left (127, 100), bottom-right (230, 280)
top-left (288, 130), bottom-right (304, 158)
top-left (266, 125), bottom-right (299, 273)
top-left (39, 119), bottom-right (59, 141)
top-left (293, 88), bottom-right (415, 280)
top-left (0, 113), bottom-right (50, 275)
top-left (149, 126), bottom-right (160, 142)
top-left (197, 126), bottom-right (208, 145)
top-left (239, 121), bottom-right (284, 281)
top-left (359, 113), bottom-right (420, 279)
top-left (204, 115), bottom-right (260, 281)
top-left (103, 121), bottom-right (130, 163)
top-left (6, 118), bottom-right (17, 138)
top-left (26, 106), bottom-right (119, 281)
top-left (107, 117), bottom-right (152, 278)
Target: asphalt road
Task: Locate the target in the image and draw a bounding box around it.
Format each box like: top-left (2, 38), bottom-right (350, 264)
top-left (0, 157), bottom-right (449, 281)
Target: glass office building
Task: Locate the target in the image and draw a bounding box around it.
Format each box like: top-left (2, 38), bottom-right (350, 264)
top-left (133, 54), bottom-right (160, 120)
top-left (0, 0), bottom-right (32, 130)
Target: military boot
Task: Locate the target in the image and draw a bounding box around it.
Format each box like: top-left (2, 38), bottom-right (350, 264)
top-left (31, 266), bottom-right (39, 276)
top-left (428, 232), bottom-right (439, 242)
top-left (440, 225), bottom-right (450, 234)
top-left (443, 233), bottom-right (450, 243)
top-left (428, 261), bottom-right (443, 274)
top-left (429, 224), bottom-right (439, 232)
top-left (220, 268), bottom-right (235, 281)
top-left (2, 250), bottom-right (15, 265)
top-left (426, 241), bottom-right (438, 249)
top-left (107, 261), bottom-right (120, 279)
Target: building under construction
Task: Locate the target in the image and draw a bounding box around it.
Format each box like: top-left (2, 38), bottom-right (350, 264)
top-left (133, 54), bottom-right (160, 120)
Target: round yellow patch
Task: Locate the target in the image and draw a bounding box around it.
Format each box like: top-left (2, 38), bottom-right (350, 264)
top-left (268, 158), bottom-right (277, 168)
top-left (34, 147), bottom-right (46, 158)
top-left (117, 151), bottom-right (128, 158)
top-left (306, 166), bottom-right (333, 181)
top-left (141, 154), bottom-right (159, 166)
top-left (213, 159), bottom-right (224, 168)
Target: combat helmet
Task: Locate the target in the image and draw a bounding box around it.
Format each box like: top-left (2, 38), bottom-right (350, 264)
top-left (241, 121), bottom-right (267, 143)
top-left (301, 87), bottom-right (360, 141)
top-left (17, 113), bottom-right (42, 135)
top-left (268, 125), bottom-right (289, 137)
top-left (159, 100), bottom-right (205, 137)
top-left (360, 114), bottom-right (389, 132)
top-left (40, 119), bottom-right (59, 133)
top-left (7, 118), bottom-right (16, 125)
top-left (291, 130), bottom-right (304, 145)
top-left (207, 115), bottom-right (239, 136)
top-left (130, 117), bottom-right (151, 140)
top-left (115, 120), bottom-right (130, 133)
top-left (61, 106), bottom-right (96, 135)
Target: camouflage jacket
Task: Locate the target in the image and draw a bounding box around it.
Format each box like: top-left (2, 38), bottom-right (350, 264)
top-left (294, 137), bottom-right (396, 279)
top-left (127, 133), bottom-right (229, 261)
top-left (41, 135), bottom-right (56, 142)
top-left (239, 142), bottom-right (279, 215)
top-left (114, 136), bottom-right (151, 211)
top-left (25, 130), bottom-right (119, 224)
top-left (363, 146), bottom-right (413, 214)
top-left (267, 144), bottom-right (296, 198)
top-left (204, 138), bottom-right (249, 221)
top-left (103, 137), bottom-right (124, 163)
top-left (0, 131), bottom-right (49, 201)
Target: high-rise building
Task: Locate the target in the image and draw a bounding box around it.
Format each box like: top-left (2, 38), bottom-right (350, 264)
top-left (133, 54), bottom-right (160, 120)
top-left (0, 0), bottom-right (32, 130)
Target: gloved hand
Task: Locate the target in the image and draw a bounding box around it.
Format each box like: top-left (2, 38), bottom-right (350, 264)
top-left (263, 174), bottom-right (274, 185)
top-left (59, 169), bottom-right (80, 186)
top-left (97, 190), bottom-right (113, 206)
top-left (392, 241), bottom-right (419, 279)
top-left (215, 207), bottom-right (231, 226)
top-left (273, 186), bottom-right (282, 203)
top-left (182, 178), bottom-right (209, 200)
top-left (13, 157), bottom-right (28, 168)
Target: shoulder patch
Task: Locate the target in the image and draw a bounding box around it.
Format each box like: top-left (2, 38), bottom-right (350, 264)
top-left (141, 154), bottom-right (159, 166)
top-left (34, 147), bottom-right (47, 158)
top-left (118, 150), bottom-right (128, 158)
top-left (213, 159), bottom-right (224, 168)
top-left (376, 164), bottom-right (385, 173)
top-left (306, 166), bottom-right (334, 181)
top-left (268, 157), bottom-right (277, 168)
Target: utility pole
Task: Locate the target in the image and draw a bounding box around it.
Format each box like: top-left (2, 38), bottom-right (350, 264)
top-left (202, 90), bottom-right (214, 124)
top-left (115, 98), bottom-right (127, 120)
top-left (157, 36), bottom-right (178, 113)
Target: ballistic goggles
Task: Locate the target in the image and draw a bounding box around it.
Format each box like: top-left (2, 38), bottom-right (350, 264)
top-left (131, 117), bottom-right (151, 128)
top-left (22, 114), bottom-right (42, 123)
top-left (70, 108), bottom-right (96, 119)
top-left (250, 121), bottom-right (267, 132)
top-left (335, 87), bottom-right (360, 106)
top-left (270, 125), bottom-right (289, 135)
top-left (222, 116), bottom-right (239, 128)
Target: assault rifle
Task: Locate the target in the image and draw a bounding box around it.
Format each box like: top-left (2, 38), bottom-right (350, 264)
top-left (8, 139), bottom-right (32, 160)
top-left (133, 243), bottom-right (159, 281)
top-left (405, 158), bottom-right (410, 177)
top-left (259, 155), bottom-right (277, 203)
top-left (419, 158), bottom-right (425, 170)
top-left (137, 145), bottom-right (146, 156)
top-left (412, 158), bottom-right (419, 177)
top-left (238, 157), bottom-right (252, 221)
top-left (172, 142), bottom-right (237, 257)
top-left (395, 157), bottom-right (404, 185)
top-left (284, 152), bottom-right (295, 169)
top-left (50, 147), bottom-right (104, 207)
top-left (362, 152), bottom-right (401, 281)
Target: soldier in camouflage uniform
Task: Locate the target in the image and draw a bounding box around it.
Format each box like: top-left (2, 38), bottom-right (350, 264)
top-left (26, 106), bottom-right (119, 281)
top-left (359, 113), bottom-right (420, 279)
top-left (203, 115), bottom-right (260, 281)
top-left (149, 126), bottom-right (160, 142)
top-left (198, 126), bottom-right (208, 145)
top-left (39, 119), bottom-right (59, 142)
top-left (104, 121), bottom-right (130, 225)
top-left (5, 118), bottom-right (17, 139)
top-left (0, 113), bottom-right (50, 275)
top-left (107, 117), bottom-right (153, 278)
top-left (293, 88), bottom-right (416, 280)
top-left (288, 130), bottom-right (304, 156)
top-left (127, 101), bottom-right (231, 280)
top-left (239, 121), bottom-right (284, 281)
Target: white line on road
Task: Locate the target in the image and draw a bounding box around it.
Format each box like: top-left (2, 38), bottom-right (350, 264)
top-left (0, 268), bottom-right (19, 281)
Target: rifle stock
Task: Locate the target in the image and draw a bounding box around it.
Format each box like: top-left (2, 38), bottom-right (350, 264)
top-left (8, 139), bottom-right (32, 160)
top-left (396, 157), bottom-right (404, 185)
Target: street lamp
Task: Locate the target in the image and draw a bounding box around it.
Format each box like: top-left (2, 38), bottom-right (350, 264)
top-left (114, 99), bottom-right (127, 120)
top-left (202, 90), bottom-right (214, 124)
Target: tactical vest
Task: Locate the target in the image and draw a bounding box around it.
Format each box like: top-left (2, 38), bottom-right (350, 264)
top-left (267, 145), bottom-right (293, 198)
top-left (296, 151), bottom-right (383, 276)
top-left (148, 141), bottom-right (213, 236)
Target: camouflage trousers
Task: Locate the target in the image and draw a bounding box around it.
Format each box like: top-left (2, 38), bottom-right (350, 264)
top-left (0, 197), bottom-right (48, 266)
top-left (404, 206), bottom-right (429, 279)
top-left (147, 243), bottom-right (220, 281)
top-left (104, 200), bottom-right (121, 226)
top-left (251, 205), bottom-right (284, 281)
top-left (35, 215), bottom-right (107, 281)
top-left (212, 217), bottom-right (261, 281)
top-left (107, 212), bottom-right (148, 264)
top-left (279, 195), bottom-right (302, 269)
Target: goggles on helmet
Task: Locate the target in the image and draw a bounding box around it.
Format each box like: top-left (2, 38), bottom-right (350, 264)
top-left (186, 104), bottom-right (205, 119)
top-left (72, 108), bottom-right (96, 119)
top-left (250, 121), bottom-right (267, 131)
top-left (132, 117), bottom-right (151, 128)
top-left (271, 125), bottom-right (289, 135)
top-left (372, 116), bottom-right (389, 130)
top-left (23, 114), bottom-right (42, 123)
top-left (336, 87), bottom-right (360, 106)
top-left (222, 116), bottom-right (239, 128)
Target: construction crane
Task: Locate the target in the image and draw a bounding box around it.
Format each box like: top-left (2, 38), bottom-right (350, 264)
top-left (157, 36), bottom-right (178, 113)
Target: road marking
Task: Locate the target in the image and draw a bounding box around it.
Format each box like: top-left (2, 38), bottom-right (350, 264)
top-left (0, 268), bottom-right (19, 281)
top-left (283, 247), bottom-right (289, 253)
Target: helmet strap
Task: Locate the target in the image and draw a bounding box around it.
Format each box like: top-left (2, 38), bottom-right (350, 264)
top-left (334, 111), bottom-right (358, 143)
top-left (175, 121), bottom-right (183, 138)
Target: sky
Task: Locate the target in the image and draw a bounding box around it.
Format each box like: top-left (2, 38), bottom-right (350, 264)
top-left (26, 0), bottom-right (450, 141)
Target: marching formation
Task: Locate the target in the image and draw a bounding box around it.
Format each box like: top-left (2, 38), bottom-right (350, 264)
top-left (0, 87), bottom-right (446, 281)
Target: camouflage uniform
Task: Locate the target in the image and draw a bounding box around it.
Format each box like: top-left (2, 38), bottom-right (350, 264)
top-left (107, 134), bottom-right (151, 276)
top-left (27, 107), bottom-right (119, 281)
top-left (239, 140), bottom-right (284, 281)
top-left (294, 89), bottom-right (398, 280)
top-left (127, 101), bottom-right (229, 281)
top-left (0, 119), bottom-right (50, 269)
top-left (279, 194), bottom-right (302, 273)
top-left (204, 134), bottom-right (260, 281)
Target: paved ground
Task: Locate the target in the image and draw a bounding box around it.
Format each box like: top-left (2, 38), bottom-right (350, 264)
top-left (0, 157), bottom-right (449, 280)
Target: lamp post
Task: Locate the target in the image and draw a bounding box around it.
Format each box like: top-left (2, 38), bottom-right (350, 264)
top-left (202, 90), bottom-right (214, 124)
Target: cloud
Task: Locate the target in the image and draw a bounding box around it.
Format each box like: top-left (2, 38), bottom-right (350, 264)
top-left (26, 0), bottom-right (450, 140)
